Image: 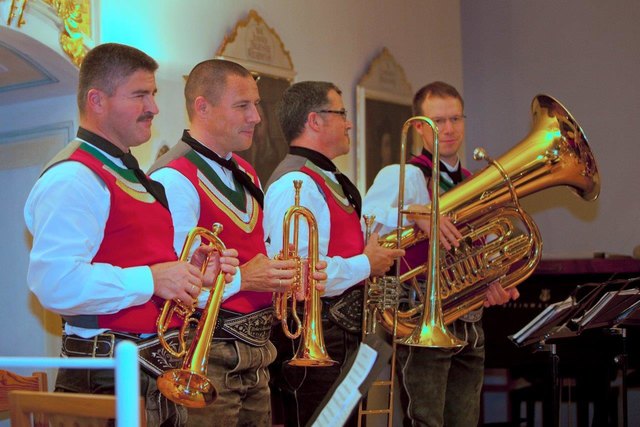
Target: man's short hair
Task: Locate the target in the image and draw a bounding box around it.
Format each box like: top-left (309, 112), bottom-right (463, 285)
top-left (77, 43), bottom-right (158, 114)
top-left (184, 59), bottom-right (253, 120)
top-left (412, 81), bottom-right (464, 115)
top-left (277, 81), bottom-right (341, 143)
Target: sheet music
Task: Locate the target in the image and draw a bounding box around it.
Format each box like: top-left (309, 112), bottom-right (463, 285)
top-left (573, 288), bottom-right (640, 328)
top-left (510, 296), bottom-right (575, 345)
top-left (311, 343), bottom-right (377, 427)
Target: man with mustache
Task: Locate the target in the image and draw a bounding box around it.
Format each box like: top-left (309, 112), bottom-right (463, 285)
top-left (263, 81), bottom-right (405, 427)
top-left (24, 43), bottom-right (238, 426)
top-left (150, 60), bottom-right (325, 427)
top-left (363, 81), bottom-right (519, 426)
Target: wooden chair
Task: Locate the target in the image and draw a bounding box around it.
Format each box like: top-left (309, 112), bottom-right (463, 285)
top-left (0, 369), bottom-right (48, 426)
top-left (8, 390), bottom-right (146, 427)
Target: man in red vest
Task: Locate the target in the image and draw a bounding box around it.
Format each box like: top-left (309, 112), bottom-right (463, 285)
top-left (363, 81), bottom-right (519, 426)
top-left (149, 60), bottom-right (326, 426)
top-left (263, 81), bottom-right (405, 427)
top-left (24, 43), bottom-right (238, 426)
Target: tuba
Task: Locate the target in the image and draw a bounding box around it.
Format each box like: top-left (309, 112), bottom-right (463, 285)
top-left (156, 224), bottom-right (227, 407)
top-left (378, 94), bottom-right (600, 337)
top-left (273, 180), bottom-right (337, 367)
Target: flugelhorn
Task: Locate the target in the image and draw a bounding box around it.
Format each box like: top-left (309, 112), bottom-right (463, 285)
top-left (156, 224), bottom-right (227, 407)
top-left (396, 117), bottom-right (466, 348)
top-left (377, 94), bottom-right (599, 337)
top-left (273, 180), bottom-right (337, 366)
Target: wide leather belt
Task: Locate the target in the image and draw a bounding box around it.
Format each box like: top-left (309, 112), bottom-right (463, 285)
top-left (61, 330), bottom-right (181, 377)
top-left (213, 307), bottom-right (273, 347)
top-left (294, 286), bottom-right (364, 334)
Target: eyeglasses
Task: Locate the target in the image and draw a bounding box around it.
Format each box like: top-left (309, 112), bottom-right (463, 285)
top-left (315, 109), bottom-right (348, 118)
top-left (432, 115), bottom-right (466, 128)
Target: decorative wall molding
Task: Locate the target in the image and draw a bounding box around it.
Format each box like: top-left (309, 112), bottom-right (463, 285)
top-left (1, 0), bottom-right (93, 67)
top-left (216, 9), bottom-right (295, 81)
top-left (356, 47), bottom-right (413, 192)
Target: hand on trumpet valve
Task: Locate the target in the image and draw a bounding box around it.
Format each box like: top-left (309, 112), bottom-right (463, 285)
top-left (192, 245), bottom-right (240, 286)
top-left (483, 282), bottom-right (520, 307)
top-left (293, 259), bottom-right (328, 301)
top-left (364, 232), bottom-right (405, 277)
top-left (239, 253), bottom-right (297, 293)
top-left (407, 204), bottom-right (462, 251)
top-left (150, 260), bottom-right (204, 307)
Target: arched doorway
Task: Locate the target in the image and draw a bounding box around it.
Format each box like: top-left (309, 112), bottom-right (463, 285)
top-left (0, 25), bottom-right (78, 364)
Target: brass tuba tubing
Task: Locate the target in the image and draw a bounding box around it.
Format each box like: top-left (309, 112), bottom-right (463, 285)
top-left (378, 94), bottom-right (600, 337)
top-left (274, 180), bottom-right (337, 367)
top-left (156, 224), bottom-right (227, 408)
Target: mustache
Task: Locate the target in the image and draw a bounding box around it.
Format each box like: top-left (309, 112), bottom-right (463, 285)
top-left (137, 112), bottom-right (155, 122)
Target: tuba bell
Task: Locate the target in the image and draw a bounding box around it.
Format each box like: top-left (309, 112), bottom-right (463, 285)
top-left (156, 224), bottom-right (227, 407)
top-left (378, 94), bottom-right (600, 337)
top-left (273, 180), bottom-right (337, 367)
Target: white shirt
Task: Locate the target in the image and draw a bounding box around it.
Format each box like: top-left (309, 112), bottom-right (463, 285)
top-left (362, 161), bottom-right (460, 236)
top-left (264, 169), bottom-right (371, 298)
top-left (24, 145), bottom-right (154, 338)
top-left (150, 151), bottom-right (243, 303)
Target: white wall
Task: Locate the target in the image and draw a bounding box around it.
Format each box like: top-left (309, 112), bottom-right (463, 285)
top-left (461, 0), bottom-right (640, 258)
top-left (97, 0), bottom-right (463, 175)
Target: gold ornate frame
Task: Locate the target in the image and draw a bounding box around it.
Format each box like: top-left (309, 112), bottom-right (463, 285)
top-left (216, 9), bottom-right (296, 185)
top-left (356, 48), bottom-right (413, 192)
top-left (5, 0), bottom-right (93, 67)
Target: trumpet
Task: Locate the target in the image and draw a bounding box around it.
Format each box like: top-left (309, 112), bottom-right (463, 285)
top-left (156, 224), bottom-right (227, 408)
top-left (273, 180), bottom-right (337, 367)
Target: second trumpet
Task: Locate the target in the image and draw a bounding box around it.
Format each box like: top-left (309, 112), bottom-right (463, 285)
top-left (273, 180), bottom-right (337, 367)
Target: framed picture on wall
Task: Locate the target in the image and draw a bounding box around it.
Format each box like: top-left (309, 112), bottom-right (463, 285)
top-left (242, 74), bottom-right (290, 184)
top-left (356, 48), bottom-right (415, 193)
top-left (215, 9), bottom-right (295, 185)
top-left (363, 98), bottom-right (414, 190)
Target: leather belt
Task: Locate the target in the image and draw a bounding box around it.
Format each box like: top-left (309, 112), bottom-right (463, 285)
top-left (61, 332), bottom-right (134, 358)
top-left (213, 307), bottom-right (273, 347)
top-left (295, 286), bottom-right (364, 334)
top-left (61, 330), bottom-right (182, 378)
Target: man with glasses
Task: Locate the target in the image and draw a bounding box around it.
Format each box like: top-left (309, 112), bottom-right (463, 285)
top-left (263, 81), bottom-right (404, 427)
top-left (363, 81), bottom-right (518, 426)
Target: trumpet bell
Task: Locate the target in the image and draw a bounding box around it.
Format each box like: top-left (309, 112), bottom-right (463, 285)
top-left (157, 369), bottom-right (216, 408)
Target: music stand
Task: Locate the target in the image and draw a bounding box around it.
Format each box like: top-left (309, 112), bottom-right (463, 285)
top-left (510, 277), bottom-right (640, 427)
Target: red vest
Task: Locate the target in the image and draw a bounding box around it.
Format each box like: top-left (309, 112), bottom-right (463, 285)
top-left (165, 151), bottom-right (271, 313)
top-left (63, 142), bottom-right (179, 333)
top-left (403, 154), bottom-right (472, 274)
top-left (300, 164), bottom-right (365, 263)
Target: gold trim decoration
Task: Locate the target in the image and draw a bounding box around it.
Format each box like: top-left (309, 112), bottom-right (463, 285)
top-left (43, 0), bottom-right (92, 67)
top-left (216, 9), bottom-right (295, 80)
top-left (6, 0), bottom-right (28, 27)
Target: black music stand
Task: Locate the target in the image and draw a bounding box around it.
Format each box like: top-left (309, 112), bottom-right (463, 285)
top-left (509, 293), bottom-right (582, 427)
top-left (509, 278), bottom-right (640, 427)
top-left (569, 278), bottom-right (640, 427)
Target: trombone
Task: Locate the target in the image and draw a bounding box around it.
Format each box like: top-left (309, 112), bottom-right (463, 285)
top-left (156, 224), bottom-right (227, 408)
top-left (396, 116), bottom-right (466, 348)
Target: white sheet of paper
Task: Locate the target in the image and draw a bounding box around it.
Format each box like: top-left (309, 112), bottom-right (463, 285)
top-left (311, 343), bottom-right (378, 427)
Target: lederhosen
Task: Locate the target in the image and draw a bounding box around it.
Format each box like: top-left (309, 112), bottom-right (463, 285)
top-left (159, 142), bottom-right (273, 346)
top-left (45, 140), bottom-right (183, 376)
